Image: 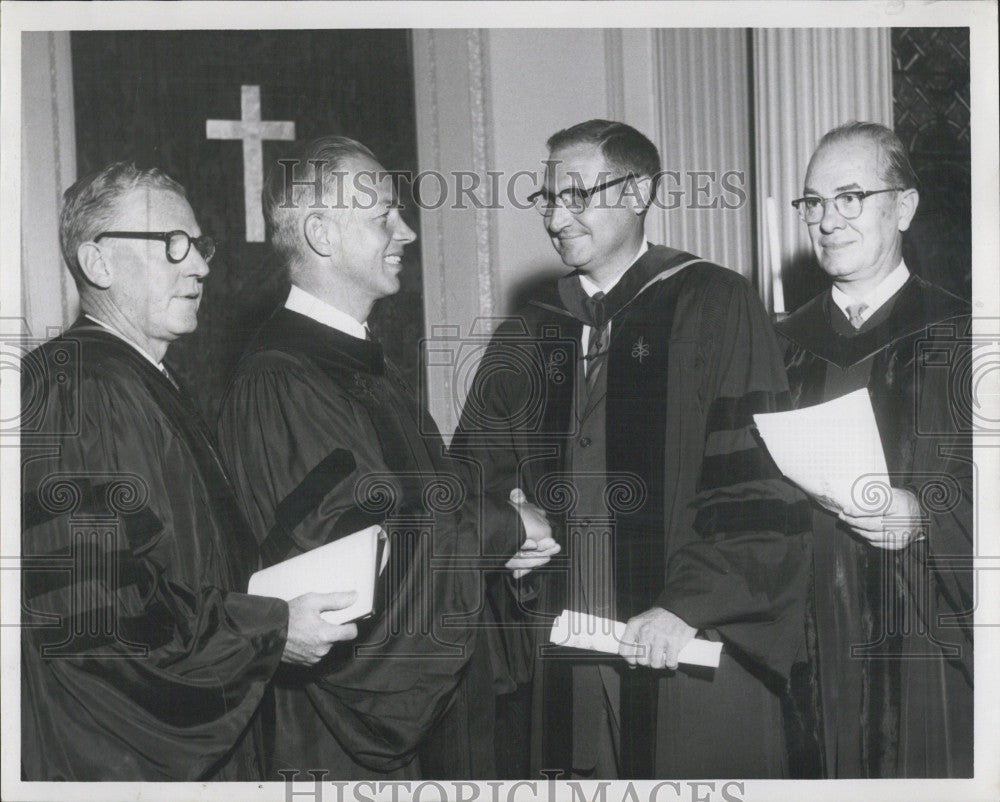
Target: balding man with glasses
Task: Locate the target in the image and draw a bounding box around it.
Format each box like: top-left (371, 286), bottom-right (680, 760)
top-left (452, 119), bottom-right (810, 779)
top-left (777, 122), bottom-right (973, 778)
top-left (20, 162), bottom-right (358, 780)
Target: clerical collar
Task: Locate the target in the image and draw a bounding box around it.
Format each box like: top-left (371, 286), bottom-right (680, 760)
top-left (830, 260), bottom-right (909, 326)
top-left (83, 313), bottom-right (167, 373)
top-left (285, 285), bottom-right (367, 340)
top-left (578, 240), bottom-right (649, 298)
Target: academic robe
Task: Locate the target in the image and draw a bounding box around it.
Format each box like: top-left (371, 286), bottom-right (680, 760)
top-left (20, 320), bottom-right (288, 781)
top-left (217, 307), bottom-right (497, 779)
top-left (777, 275), bottom-right (973, 778)
top-left (450, 245), bottom-right (811, 778)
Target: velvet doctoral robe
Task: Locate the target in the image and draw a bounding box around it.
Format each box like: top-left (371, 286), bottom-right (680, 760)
top-left (20, 320), bottom-right (288, 781)
top-left (217, 308), bottom-right (496, 780)
top-left (450, 246), bottom-right (811, 778)
top-left (777, 275), bottom-right (973, 778)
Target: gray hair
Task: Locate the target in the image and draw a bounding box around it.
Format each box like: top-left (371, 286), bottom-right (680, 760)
top-left (813, 121), bottom-right (919, 189)
top-left (262, 135), bottom-right (377, 269)
top-left (59, 162), bottom-right (186, 287)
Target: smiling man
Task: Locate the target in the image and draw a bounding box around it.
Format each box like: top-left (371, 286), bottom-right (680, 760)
top-left (777, 122), bottom-right (973, 778)
top-left (451, 120), bottom-right (810, 778)
top-left (218, 135), bottom-right (542, 780)
top-left (20, 163), bottom-right (359, 781)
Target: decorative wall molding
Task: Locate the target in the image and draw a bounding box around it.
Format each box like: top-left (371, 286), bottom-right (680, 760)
top-left (413, 29), bottom-right (500, 436)
top-left (467, 28), bottom-right (497, 321)
top-left (21, 32), bottom-right (78, 338)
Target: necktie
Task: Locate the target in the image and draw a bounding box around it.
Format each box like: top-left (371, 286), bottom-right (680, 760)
top-left (845, 302), bottom-right (869, 330)
top-left (159, 363), bottom-right (179, 390)
top-left (585, 291), bottom-right (608, 392)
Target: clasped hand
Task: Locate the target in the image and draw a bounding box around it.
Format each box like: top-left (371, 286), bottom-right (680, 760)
top-left (506, 488), bottom-right (560, 579)
top-left (619, 607), bottom-right (696, 670)
top-left (839, 487), bottom-right (926, 551)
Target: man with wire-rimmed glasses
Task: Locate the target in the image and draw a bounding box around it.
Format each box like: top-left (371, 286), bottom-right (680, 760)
top-left (20, 162), bottom-right (359, 780)
top-left (777, 121), bottom-right (973, 778)
top-left (452, 119), bottom-right (809, 779)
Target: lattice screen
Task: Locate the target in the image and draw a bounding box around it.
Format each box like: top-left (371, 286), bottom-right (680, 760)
top-left (892, 28), bottom-right (971, 299)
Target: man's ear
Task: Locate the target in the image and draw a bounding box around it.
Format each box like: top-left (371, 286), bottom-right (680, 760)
top-left (77, 242), bottom-right (112, 289)
top-left (623, 175), bottom-right (653, 217)
top-left (303, 211), bottom-right (336, 258)
top-left (897, 187), bottom-right (919, 232)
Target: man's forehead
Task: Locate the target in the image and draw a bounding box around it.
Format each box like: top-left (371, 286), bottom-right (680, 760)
top-left (805, 139), bottom-right (882, 190)
top-left (116, 186), bottom-right (195, 227)
top-left (545, 143), bottom-right (613, 185)
top-left (342, 155), bottom-right (395, 202)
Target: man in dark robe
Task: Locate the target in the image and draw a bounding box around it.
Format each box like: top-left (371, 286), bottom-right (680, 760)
top-left (217, 135), bottom-right (556, 780)
top-left (20, 163), bottom-right (358, 781)
top-left (450, 120), bottom-right (811, 778)
top-left (778, 121), bottom-right (973, 778)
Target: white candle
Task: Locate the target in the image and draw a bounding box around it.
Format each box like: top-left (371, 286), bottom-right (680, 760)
top-left (765, 196), bottom-right (786, 315)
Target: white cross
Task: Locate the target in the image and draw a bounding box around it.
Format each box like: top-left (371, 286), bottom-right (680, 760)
top-left (206, 85), bottom-right (295, 242)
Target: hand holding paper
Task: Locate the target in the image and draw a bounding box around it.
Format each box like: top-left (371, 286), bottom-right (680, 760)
top-left (248, 524), bottom-right (388, 625)
top-left (550, 610), bottom-right (723, 669)
top-left (620, 607), bottom-right (698, 670)
top-left (839, 486), bottom-right (927, 550)
top-left (753, 388), bottom-right (889, 514)
top-left (282, 591), bottom-right (359, 666)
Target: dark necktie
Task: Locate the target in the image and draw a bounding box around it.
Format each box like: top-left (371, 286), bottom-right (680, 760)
top-left (585, 291), bottom-right (608, 392)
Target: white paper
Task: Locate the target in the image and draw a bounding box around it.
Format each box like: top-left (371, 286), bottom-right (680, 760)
top-left (247, 524), bottom-right (387, 625)
top-left (549, 610), bottom-right (723, 668)
top-left (754, 388), bottom-right (890, 514)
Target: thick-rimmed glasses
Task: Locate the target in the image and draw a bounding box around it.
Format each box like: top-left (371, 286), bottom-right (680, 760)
top-left (790, 188), bottom-right (902, 224)
top-left (95, 230), bottom-right (216, 263)
top-left (527, 174), bottom-right (636, 216)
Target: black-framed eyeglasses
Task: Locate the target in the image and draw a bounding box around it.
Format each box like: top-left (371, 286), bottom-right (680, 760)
top-left (527, 174), bottom-right (636, 216)
top-left (95, 230), bottom-right (216, 264)
top-left (790, 188), bottom-right (902, 224)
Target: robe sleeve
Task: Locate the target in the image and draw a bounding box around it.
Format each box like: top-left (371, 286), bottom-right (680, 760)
top-left (656, 275), bottom-right (811, 679)
top-left (907, 324), bottom-right (974, 679)
top-left (21, 364), bottom-right (288, 781)
top-left (449, 319), bottom-right (537, 561)
top-left (218, 355), bottom-right (482, 770)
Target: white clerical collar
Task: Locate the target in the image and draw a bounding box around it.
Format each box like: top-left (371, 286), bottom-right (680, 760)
top-left (83, 313), bottom-right (166, 372)
top-left (285, 285), bottom-right (367, 340)
top-left (831, 260), bottom-right (910, 325)
top-left (579, 240), bottom-right (649, 298)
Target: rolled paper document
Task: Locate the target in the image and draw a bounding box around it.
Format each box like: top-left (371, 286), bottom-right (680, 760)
top-left (550, 609), bottom-right (723, 668)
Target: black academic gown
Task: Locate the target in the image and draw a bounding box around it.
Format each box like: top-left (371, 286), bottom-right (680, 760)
top-left (217, 308), bottom-right (495, 779)
top-left (451, 246), bottom-right (811, 778)
top-left (777, 276), bottom-right (973, 778)
top-left (20, 320), bottom-right (288, 781)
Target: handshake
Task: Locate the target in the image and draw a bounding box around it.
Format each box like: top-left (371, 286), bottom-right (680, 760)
top-left (278, 487), bottom-right (558, 668)
top-left (505, 487), bottom-right (561, 579)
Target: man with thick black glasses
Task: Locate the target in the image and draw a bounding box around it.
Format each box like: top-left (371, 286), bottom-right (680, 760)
top-left (778, 121), bottom-right (973, 778)
top-left (451, 119), bottom-right (810, 779)
top-left (20, 162), bottom-right (358, 780)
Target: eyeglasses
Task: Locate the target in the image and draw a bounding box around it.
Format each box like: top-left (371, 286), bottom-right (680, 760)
top-left (527, 174), bottom-right (636, 216)
top-left (95, 230), bottom-right (216, 263)
top-left (790, 188), bottom-right (902, 224)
